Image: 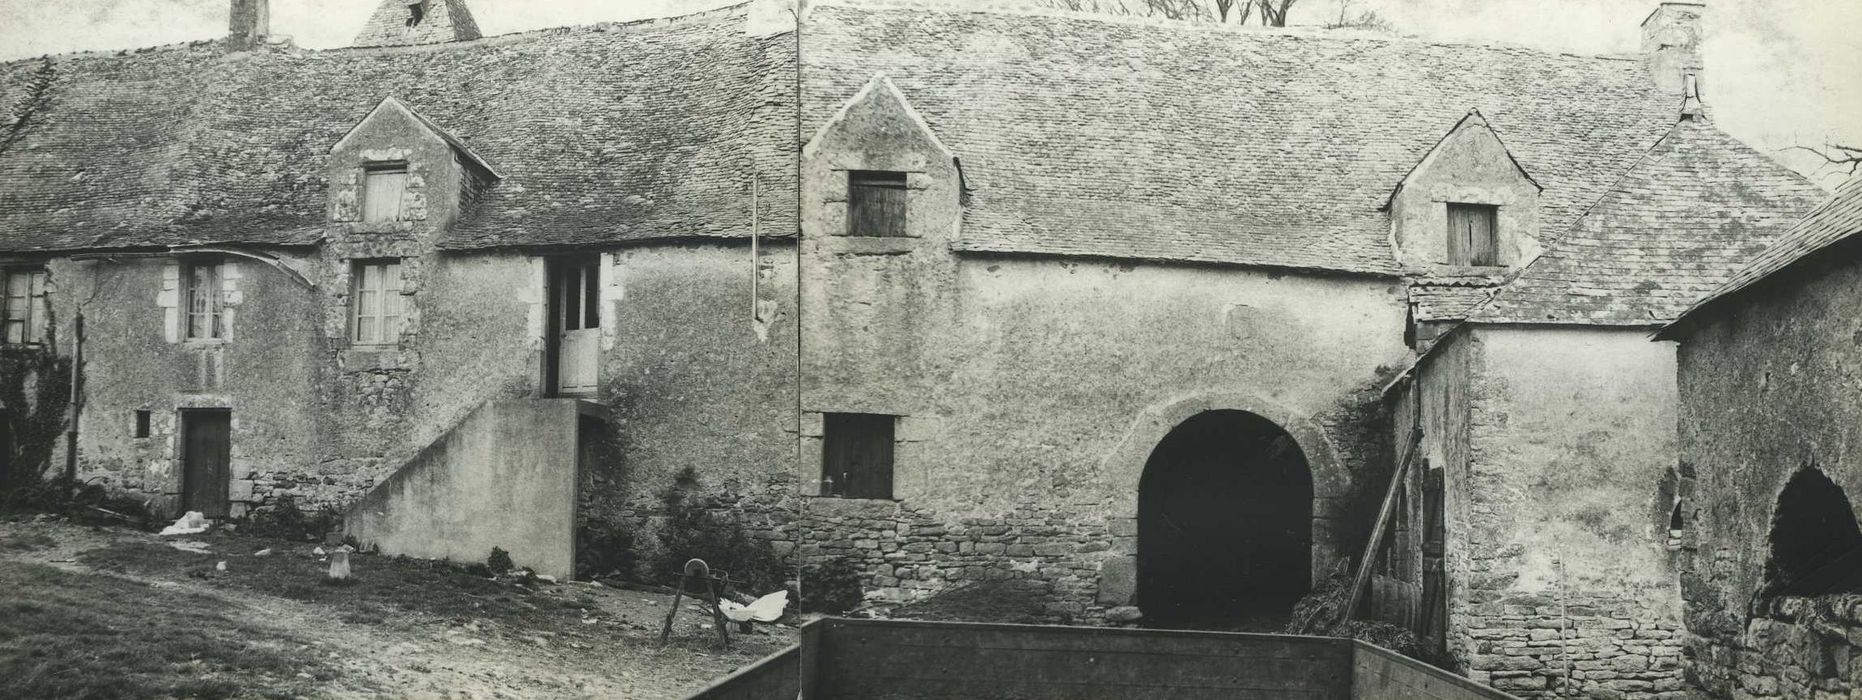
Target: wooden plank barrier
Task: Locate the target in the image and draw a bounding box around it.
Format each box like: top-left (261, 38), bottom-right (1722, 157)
top-left (685, 619), bottom-right (1519, 700)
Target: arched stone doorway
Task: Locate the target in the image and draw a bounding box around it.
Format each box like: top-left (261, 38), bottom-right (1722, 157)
top-left (1137, 410), bottom-right (1313, 629)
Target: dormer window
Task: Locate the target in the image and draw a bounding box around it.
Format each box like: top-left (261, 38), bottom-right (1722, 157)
top-left (363, 162), bottom-right (409, 224)
top-left (848, 171), bottom-right (908, 237)
top-left (1446, 203), bottom-right (1500, 267)
top-left (406, 0), bottom-right (426, 27)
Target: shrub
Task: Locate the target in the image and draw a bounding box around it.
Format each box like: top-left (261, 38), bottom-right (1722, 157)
top-left (651, 467), bottom-right (790, 595)
top-left (575, 516), bottom-right (636, 581)
top-left (486, 547), bottom-right (514, 575)
top-left (240, 495), bottom-right (341, 542)
top-left (799, 556), bottom-right (864, 614)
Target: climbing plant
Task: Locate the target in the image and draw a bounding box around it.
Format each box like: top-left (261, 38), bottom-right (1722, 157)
top-left (0, 340), bottom-right (74, 501)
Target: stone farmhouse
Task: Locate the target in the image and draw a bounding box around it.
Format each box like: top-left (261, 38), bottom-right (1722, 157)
top-left (0, 0), bottom-right (1832, 697)
top-left (1658, 176), bottom-right (1862, 697)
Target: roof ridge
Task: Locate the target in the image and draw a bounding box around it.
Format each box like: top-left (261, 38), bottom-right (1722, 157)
top-left (0, 38), bottom-right (230, 66)
top-left (810, 0), bottom-right (1647, 63)
top-left (0, 0), bottom-right (768, 64)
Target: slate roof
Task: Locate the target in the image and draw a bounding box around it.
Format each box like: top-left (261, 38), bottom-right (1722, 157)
top-left (0, 3), bottom-right (797, 253)
top-left (1661, 175), bottom-right (1862, 335)
top-left (803, 2), bottom-right (1685, 275)
top-left (1469, 118), bottom-right (1825, 325)
top-left (1410, 282), bottom-right (1500, 323)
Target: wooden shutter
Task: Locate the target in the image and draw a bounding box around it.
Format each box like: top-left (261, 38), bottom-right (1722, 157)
top-left (822, 413), bottom-right (896, 499)
top-left (1446, 204), bottom-right (1499, 266)
top-left (364, 166), bottom-right (408, 223)
top-left (848, 171), bottom-right (908, 237)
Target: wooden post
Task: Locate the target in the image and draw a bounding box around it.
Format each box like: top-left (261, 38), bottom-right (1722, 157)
top-left (1343, 427), bottom-right (1423, 625)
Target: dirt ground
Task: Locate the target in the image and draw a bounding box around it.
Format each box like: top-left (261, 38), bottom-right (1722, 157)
top-left (0, 517), bottom-right (796, 700)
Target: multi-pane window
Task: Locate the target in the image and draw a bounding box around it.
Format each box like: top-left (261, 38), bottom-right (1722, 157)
top-left (351, 260), bottom-right (404, 346)
top-left (821, 413), bottom-right (896, 500)
top-left (363, 163), bottom-right (409, 224)
top-left (1, 267), bottom-right (47, 345)
top-left (183, 260), bottom-right (223, 341)
top-left (847, 170), bottom-right (908, 237)
top-left (1446, 203), bottom-right (1500, 267)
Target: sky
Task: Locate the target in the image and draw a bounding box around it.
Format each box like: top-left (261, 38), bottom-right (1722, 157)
top-left (0, 0), bottom-right (1858, 185)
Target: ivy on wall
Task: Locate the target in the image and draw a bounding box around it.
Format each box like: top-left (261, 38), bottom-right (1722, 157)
top-left (0, 342), bottom-right (74, 493)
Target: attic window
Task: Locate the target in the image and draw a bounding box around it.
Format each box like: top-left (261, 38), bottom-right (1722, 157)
top-left (363, 163), bottom-right (409, 224)
top-left (406, 0), bottom-right (425, 27)
top-left (848, 171), bottom-right (908, 237)
top-left (1446, 203), bottom-right (1499, 267)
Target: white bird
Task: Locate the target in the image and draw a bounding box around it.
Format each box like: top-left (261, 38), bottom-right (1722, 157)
top-left (719, 590), bottom-right (789, 623)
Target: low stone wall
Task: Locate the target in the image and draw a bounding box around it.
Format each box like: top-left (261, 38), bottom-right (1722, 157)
top-left (790, 499), bottom-right (1113, 621)
top-left (1461, 590), bottom-right (1685, 699)
top-left (1686, 595), bottom-right (1862, 699)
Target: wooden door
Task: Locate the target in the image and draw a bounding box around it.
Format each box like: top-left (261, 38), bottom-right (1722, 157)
top-left (181, 409), bottom-right (231, 517)
top-left (551, 258), bottom-right (601, 397)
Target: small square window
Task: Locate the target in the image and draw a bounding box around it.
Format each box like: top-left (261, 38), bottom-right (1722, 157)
top-left (363, 163), bottom-right (409, 224)
top-left (183, 259), bottom-right (223, 341)
top-left (1, 266), bottom-right (47, 345)
top-left (847, 171), bottom-right (908, 237)
top-left (134, 410), bottom-right (151, 439)
top-left (821, 413), bottom-right (895, 499)
top-left (351, 259), bottom-right (405, 346)
top-left (1446, 203), bottom-right (1500, 267)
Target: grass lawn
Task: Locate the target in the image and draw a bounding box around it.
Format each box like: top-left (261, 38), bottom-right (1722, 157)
top-left (0, 560), bottom-right (331, 700)
top-left (80, 535), bottom-right (606, 629)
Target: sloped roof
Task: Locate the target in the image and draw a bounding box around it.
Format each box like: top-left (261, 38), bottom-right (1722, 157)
top-left (0, 2), bottom-right (797, 253)
top-left (803, 2), bottom-right (1685, 275)
top-left (1470, 118), bottom-right (1825, 325)
top-left (1661, 175), bottom-right (1862, 335)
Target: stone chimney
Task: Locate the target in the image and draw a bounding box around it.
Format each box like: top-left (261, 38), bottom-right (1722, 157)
top-left (1641, 2), bottom-right (1705, 95)
top-left (353, 0), bottom-right (484, 48)
top-left (228, 0), bottom-right (269, 49)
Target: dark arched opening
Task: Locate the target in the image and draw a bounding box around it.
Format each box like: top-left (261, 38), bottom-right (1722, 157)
top-left (1137, 410), bottom-right (1312, 630)
top-left (1763, 468), bottom-right (1862, 599)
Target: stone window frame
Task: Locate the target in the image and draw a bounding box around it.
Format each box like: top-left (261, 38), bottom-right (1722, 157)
top-left (0, 265), bottom-right (48, 346)
top-left (817, 412), bottom-right (900, 501)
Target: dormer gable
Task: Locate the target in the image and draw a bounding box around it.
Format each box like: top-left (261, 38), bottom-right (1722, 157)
top-left (327, 97), bottom-right (498, 238)
top-left (353, 0), bottom-right (483, 48)
top-left (803, 75), bottom-right (962, 247)
top-left (1388, 110), bottom-right (1544, 271)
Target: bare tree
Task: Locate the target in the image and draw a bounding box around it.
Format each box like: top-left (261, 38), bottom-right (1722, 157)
top-left (1041, 0), bottom-right (1381, 28)
top-left (1788, 143), bottom-right (1862, 177)
top-left (1326, 0), bottom-right (1392, 31)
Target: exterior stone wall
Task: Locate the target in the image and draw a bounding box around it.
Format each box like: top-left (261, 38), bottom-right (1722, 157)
top-left (1414, 326), bottom-right (1689, 699)
top-left (1668, 241), bottom-right (1862, 699)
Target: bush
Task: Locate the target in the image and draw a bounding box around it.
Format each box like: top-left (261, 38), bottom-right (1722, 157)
top-left (240, 495), bottom-right (341, 542)
top-left (651, 468), bottom-right (790, 595)
top-left (486, 547), bottom-right (514, 575)
top-left (799, 556), bottom-right (864, 614)
top-left (575, 516), bottom-right (636, 581)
